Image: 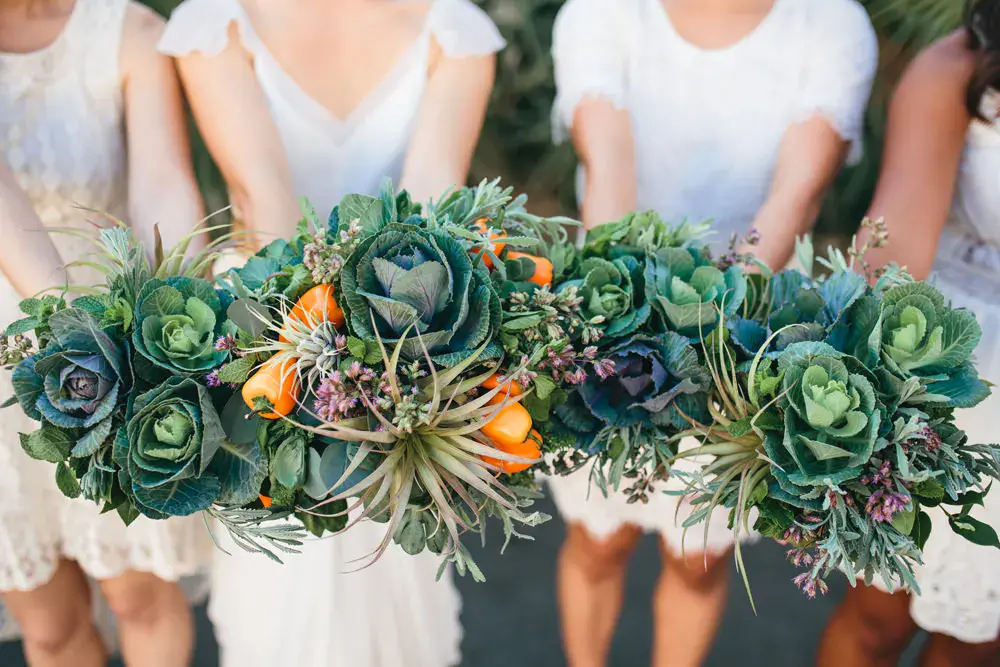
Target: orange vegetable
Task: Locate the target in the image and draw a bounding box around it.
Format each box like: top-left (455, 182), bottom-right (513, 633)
top-left (507, 252), bottom-right (554, 287)
top-left (279, 284), bottom-right (344, 342)
top-left (471, 218), bottom-right (506, 269)
top-left (242, 356), bottom-right (299, 419)
top-left (482, 373), bottom-right (522, 405)
top-left (259, 494), bottom-right (273, 508)
top-left (480, 401), bottom-right (532, 449)
top-left (482, 429), bottom-right (542, 474)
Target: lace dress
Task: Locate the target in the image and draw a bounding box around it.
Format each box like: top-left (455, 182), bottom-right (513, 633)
top-left (546, 0), bottom-right (878, 552)
top-left (0, 0), bottom-right (213, 641)
top-left (159, 1), bottom-right (504, 665)
top-left (869, 93), bottom-right (1000, 644)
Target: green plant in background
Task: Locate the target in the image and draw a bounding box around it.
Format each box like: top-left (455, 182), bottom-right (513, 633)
top-left (143, 0), bottom-right (966, 237)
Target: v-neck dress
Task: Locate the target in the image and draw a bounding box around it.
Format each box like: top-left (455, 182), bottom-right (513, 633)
top-left (160, 2), bottom-right (503, 665)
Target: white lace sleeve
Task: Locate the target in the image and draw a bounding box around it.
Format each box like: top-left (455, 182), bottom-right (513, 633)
top-left (551, 0), bottom-right (633, 144)
top-left (428, 0), bottom-right (505, 59)
top-left (157, 0), bottom-right (248, 57)
top-left (795, 0), bottom-right (878, 164)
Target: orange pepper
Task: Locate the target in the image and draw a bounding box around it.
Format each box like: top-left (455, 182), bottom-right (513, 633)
top-left (482, 373), bottom-right (522, 405)
top-left (471, 218), bottom-right (506, 269)
top-left (279, 284), bottom-right (344, 342)
top-left (259, 494), bottom-right (273, 508)
top-left (482, 429), bottom-right (542, 474)
top-left (507, 252), bottom-right (554, 287)
top-left (242, 356), bottom-right (299, 419)
top-left (480, 401), bottom-right (533, 449)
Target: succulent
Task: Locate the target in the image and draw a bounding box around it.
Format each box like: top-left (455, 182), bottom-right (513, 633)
top-left (340, 223), bottom-right (502, 365)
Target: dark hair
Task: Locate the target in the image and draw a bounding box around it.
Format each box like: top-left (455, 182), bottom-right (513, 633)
top-left (966, 0), bottom-right (1000, 119)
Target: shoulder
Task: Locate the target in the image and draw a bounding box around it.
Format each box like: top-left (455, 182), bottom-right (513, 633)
top-left (555, 0), bottom-right (640, 38)
top-left (157, 0), bottom-right (247, 58)
top-left (896, 32), bottom-right (975, 111)
top-left (428, 0), bottom-right (505, 59)
top-left (120, 2), bottom-right (168, 78)
top-left (791, 0), bottom-right (876, 49)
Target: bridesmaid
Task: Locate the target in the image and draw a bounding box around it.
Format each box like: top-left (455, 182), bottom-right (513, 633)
top-left (0, 1), bottom-right (212, 666)
top-left (547, 0), bottom-right (878, 665)
top-left (158, 1), bottom-right (503, 665)
top-left (818, 2), bottom-right (1000, 666)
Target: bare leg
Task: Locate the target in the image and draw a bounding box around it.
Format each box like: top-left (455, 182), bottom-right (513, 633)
top-left (919, 634), bottom-right (1000, 667)
top-left (2, 559), bottom-right (106, 667)
top-left (557, 522), bottom-right (643, 667)
top-left (99, 571), bottom-right (194, 667)
top-left (651, 541), bottom-right (730, 667)
top-left (816, 584), bottom-right (916, 667)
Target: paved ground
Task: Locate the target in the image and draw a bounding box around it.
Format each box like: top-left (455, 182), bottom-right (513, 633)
top-left (0, 498), bottom-right (924, 666)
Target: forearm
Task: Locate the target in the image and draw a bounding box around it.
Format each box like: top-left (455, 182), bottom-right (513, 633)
top-left (743, 189), bottom-right (821, 271)
top-left (0, 179), bottom-right (68, 296)
top-left (228, 178), bottom-right (300, 250)
top-left (581, 167), bottom-right (635, 230)
top-left (129, 174), bottom-right (206, 257)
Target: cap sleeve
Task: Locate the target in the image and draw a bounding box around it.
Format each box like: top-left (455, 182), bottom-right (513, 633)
top-left (428, 0), bottom-right (506, 59)
top-left (795, 0), bottom-right (878, 164)
top-left (551, 0), bottom-right (635, 144)
top-left (158, 0), bottom-right (254, 57)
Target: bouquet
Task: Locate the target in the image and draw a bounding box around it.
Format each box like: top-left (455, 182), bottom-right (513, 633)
top-left (2, 180), bottom-right (605, 579)
top-left (551, 212), bottom-right (1000, 601)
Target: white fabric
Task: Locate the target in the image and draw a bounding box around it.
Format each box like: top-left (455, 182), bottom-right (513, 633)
top-left (547, 0), bottom-right (877, 553)
top-left (0, 0), bottom-right (213, 642)
top-left (868, 94), bottom-right (1000, 644)
top-left (552, 0), bottom-right (878, 249)
top-left (159, 2), bottom-right (504, 665)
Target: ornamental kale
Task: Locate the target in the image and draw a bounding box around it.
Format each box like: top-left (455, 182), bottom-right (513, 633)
top-left (133, 277), bottom-right (235, 375)
top-left (340, 223), bottom-right (501, 365)
top-left (559, 256), bottom-right (650, 341)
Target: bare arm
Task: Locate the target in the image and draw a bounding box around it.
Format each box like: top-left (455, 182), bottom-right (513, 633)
top-left (0, 163), bottom-right (68, 297)
top-left (398, 49), bottom-right (495, 203)
top-left (121, 3), bottom-right (205, 256)
top-left (860, 36), bottom-right (973, 281)
top-left (172, 23), bottom-right (299, 250)
top-left (744, 117), bottom-right (848, 270)
top-left (571, 98), bottom-right (636, 229)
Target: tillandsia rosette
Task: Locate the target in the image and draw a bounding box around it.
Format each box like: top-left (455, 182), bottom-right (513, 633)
top-left (0, 222), bottom-right (291, 545)
top-left (214, 178), bottom-right (606, 577)
top-left (668, 226), bottom-right (1000, 604)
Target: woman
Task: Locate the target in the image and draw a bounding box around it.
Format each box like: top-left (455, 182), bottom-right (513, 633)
top-left (0, 0), bottom-right (212, 666)
top-left (818, 2), bottom-right (1000, 666)
top-left (158, 1), bottom-right (503, 665)
top-left (547, 0), bottom-right (878, 665)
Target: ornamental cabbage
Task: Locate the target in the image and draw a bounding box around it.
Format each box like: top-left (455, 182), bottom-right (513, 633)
top-left (116, 377), bottom-right (225, 517)
top-left (576, 333), bottom-right (710, 428)
top-left (560, 256), bottom-right (650, 340)
top-left (645, 247), bottom-right (746, 338)
top-left (765, 342), bottom-right (881, 491)
top-left (133, 277), bottom-right (234, 375)
top-left (867, 282), bottom-right (987, 407)
top-left (340, 223), bottom-right (501, 364)
top-left (12, 308), bottom-right (130, 457)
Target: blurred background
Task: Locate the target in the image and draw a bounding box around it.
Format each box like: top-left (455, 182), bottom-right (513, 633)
top-left (0, 1), bottom-right (968, 665)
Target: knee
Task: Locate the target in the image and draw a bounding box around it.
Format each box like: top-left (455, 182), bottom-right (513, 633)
top-left (101, 572), bottom-right (178, 628)
top-left (663, 546), bottom-right (730, 594)
top-left (839, 586), bottom-right (915, 657)
top-left (17, 599), bottom-right (91, 655)
top-left (562, 525), bottom-right (641, 584)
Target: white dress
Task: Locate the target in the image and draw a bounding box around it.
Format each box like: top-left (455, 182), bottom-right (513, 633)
top-left (547, 0), bottom-right (878, 553)
top-left (0, 0), bottom-right (212, 640)
top-left (159, 1), bottom-right (504, 665)
top-left (872, 93), bottom-right (1000, 644)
